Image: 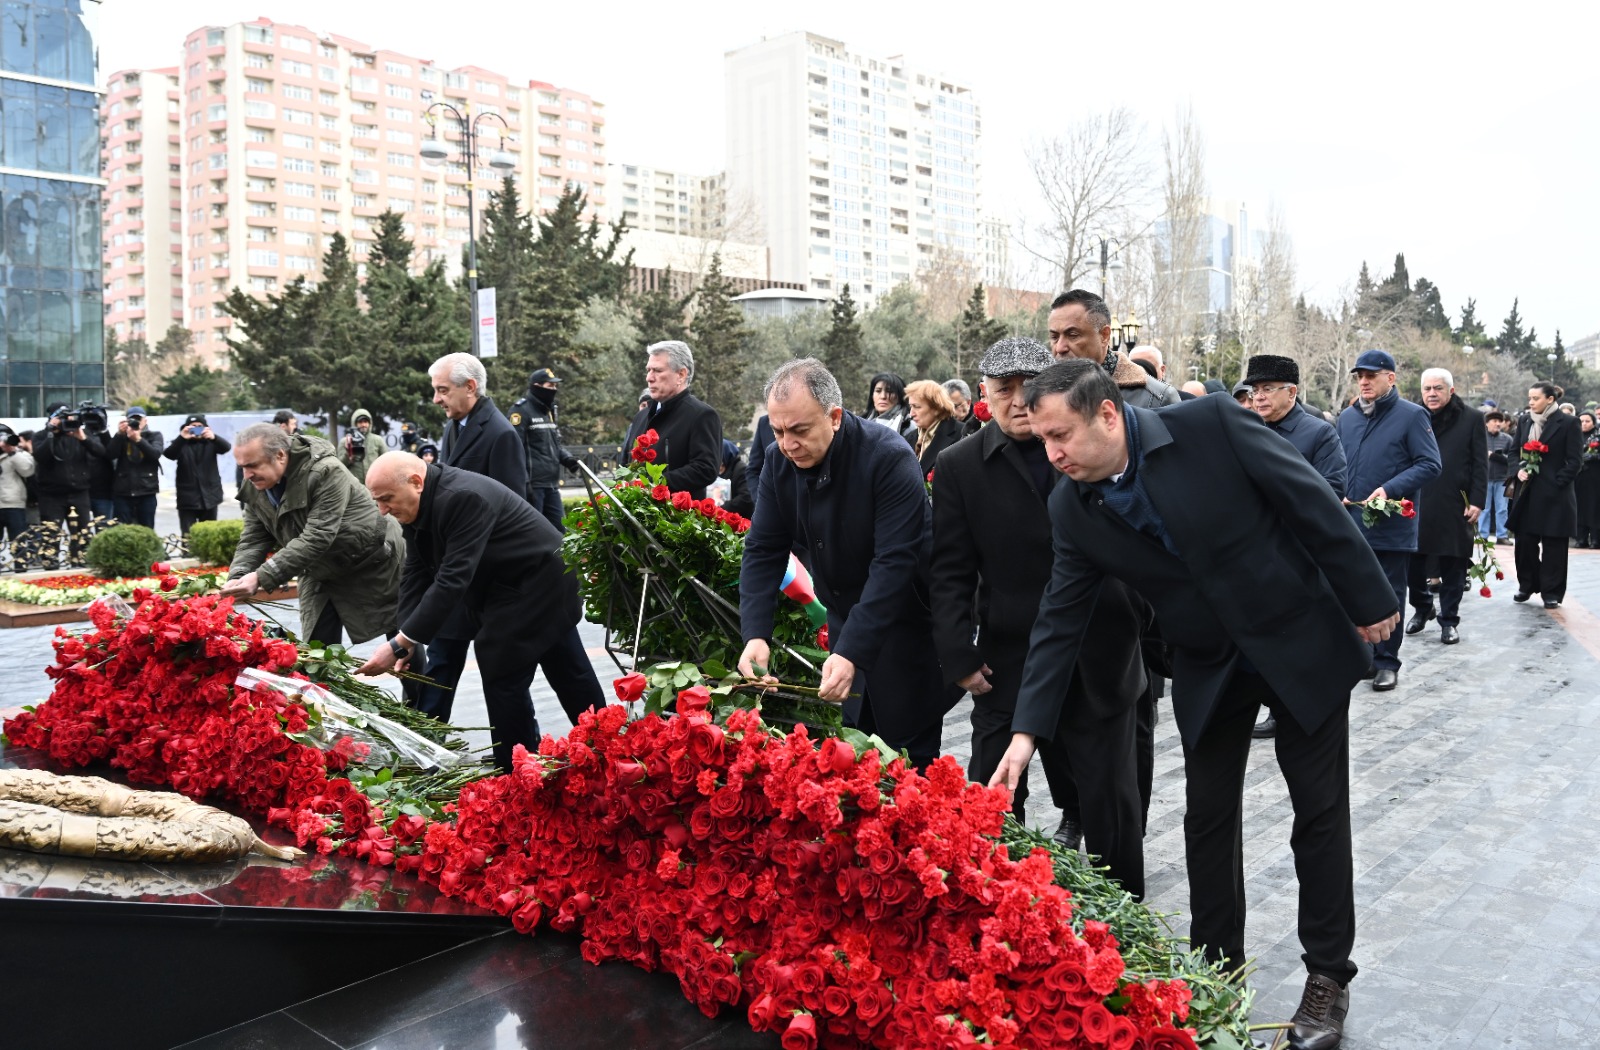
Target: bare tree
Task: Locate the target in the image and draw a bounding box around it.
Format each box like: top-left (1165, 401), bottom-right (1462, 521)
top-left (1149, 106), bottom-right (1211, 384)
top-left (916, 244), bottom-right (980, 324)
top-left (1226, 203), bottom-right (1298, 377)
top-left (1023, 108), bottom-right (1152, 293)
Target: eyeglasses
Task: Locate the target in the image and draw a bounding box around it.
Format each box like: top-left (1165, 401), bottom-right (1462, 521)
top-left (1247, 384), bottom-right (1293, 397)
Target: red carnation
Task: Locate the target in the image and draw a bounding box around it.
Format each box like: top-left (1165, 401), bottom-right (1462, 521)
top-left (972, 399), bottom-right (992, 422)
top-left (613, 672), bottom-right (647, 703)
top-left (815, 624), bottom-right (829, 650)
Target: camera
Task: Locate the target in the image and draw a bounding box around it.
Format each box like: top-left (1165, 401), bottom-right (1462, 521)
top-left (186, 424), bottom-right (205, 438)
top-left (56, 409), bottom-right (83, 433)
top-left (77, 400), bottom-right (109, 434)
top-left (347, 428), bottom-right (367, 452)
top-left (0, 426), bottom-right (17, 451)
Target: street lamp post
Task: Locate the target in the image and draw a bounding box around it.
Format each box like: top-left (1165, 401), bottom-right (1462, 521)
top-left (1548, 351), bottom-right (1559, 386)
top-left (1093, 236), bottom-right (1124, 298)
top-left (420, 101), bottom-right (516, 357)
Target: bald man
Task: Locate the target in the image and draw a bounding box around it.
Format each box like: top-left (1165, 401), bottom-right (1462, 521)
top-left (356, 452), bottom-right (599, 769)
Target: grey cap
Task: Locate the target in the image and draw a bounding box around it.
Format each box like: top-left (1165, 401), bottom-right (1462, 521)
top-left (979, 336), bottom-right (1054, 379)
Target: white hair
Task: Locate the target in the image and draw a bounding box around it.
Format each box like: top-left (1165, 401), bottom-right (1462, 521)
top-left (647, 340), bottom-right (695, 384)
top-left (430, 351), bottom-right (486, 390)
top-left (1420, 367), bottom-right (1454, 389)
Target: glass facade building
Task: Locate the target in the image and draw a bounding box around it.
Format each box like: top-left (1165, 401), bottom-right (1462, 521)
top-left (0, 0), bottom-right (102, 419)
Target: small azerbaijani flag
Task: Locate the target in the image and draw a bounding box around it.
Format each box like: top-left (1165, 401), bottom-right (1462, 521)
top-left (780, 552), bottom-right (829, 629)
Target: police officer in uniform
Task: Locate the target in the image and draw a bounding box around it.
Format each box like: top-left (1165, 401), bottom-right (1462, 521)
top-left (509, 367), bottom-right (578, 531)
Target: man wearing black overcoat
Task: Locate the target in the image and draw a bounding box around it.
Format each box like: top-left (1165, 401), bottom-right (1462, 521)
top-left (358, 453), bottom-right (585, 772)
top-left (1405, 369), bottom-right (1487, 642)
top-left (929, 337), bottom-right (1147, 896)
top-left (1508, 381), bottom-right (1583, 607)
top-left (623, 340), bottom-right (723, 500)
top-left (738, 359), bottom-right (956, 768)
top-left (991, 361), bottom-right (1400, 1050)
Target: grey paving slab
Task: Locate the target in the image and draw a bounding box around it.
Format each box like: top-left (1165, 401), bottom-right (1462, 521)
top-left (6, 546), bottom-right (1600, 1050)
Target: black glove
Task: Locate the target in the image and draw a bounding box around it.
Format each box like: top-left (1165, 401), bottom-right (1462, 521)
top-left (559, 453), bottom-right (580, 472)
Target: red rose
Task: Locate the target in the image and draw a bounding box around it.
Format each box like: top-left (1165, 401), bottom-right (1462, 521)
top-left (818, 736), bottom-right (855, 775)
top-left (1495, 570), bottom-right (1504, 580)
top-left (688, 721), bottom-right (724, 764)
top-left (677, 685), bottom-right (711, 715)
top-left (972, 399), bottom-right (992, 422)
top-left (925, 469), bottom-right (934, 483)
top-left (650, 484), bottom-right (670, 501)
top-left (641, 448), bottom-right (657, 461)
top-left (1399, 499), bottom-right (1415, 518)
top-left (640, 429), bottom-right (659, 446)
top-left (671, 491), bottom-right (693, 511)
top-left (815, 624), bottom-right (829, 650)
top-left (613, 672), bottom-right (647, 703)
top-left (1480, 586), bottom-right (1492, 598)
top-left (1144, 1027), bottom-right (1200, 1050)
top-left (159, 576), bottom-right (178, 591)
top-left (1080, 1002), bottom-right (1113, 1044)
top-left (780, 1013), bottom-right (817, 1050)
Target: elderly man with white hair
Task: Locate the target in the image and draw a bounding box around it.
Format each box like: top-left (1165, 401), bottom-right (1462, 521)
top-left (621, 340), bottom-right (723, 499)
top-left (1404, 367), bottom-right (1486, 645)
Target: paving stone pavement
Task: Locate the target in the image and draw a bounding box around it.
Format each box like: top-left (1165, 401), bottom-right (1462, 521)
top-left (3, 541), bottom-right (1598, 1050)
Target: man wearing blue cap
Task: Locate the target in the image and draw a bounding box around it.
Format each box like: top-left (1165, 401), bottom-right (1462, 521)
top-left (1336, 350), bottom-right (1442, 691)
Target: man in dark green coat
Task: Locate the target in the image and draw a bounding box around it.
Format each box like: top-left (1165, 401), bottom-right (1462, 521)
top-left (221, 423), bottom-right (403, 645)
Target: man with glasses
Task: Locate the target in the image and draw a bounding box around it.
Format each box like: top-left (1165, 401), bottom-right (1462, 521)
top-left (1243, 355), bottom-right (1348, 737)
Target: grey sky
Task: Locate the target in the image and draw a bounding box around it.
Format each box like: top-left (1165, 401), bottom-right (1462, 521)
top-left (101, 0), bottom-right (1597, 343)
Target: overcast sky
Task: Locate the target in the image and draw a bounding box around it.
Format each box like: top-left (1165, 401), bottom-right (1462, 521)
top-left (100, 0), bottom-right (1597, 344)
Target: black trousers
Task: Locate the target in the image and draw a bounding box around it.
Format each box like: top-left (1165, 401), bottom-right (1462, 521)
top-left (475, 623), bottom-right (605, 771)
top-left (415, 626), bottom-right (603, 729)
top-left (37, 491), bottom-right (91, 531)
top-left (1369, 550), bottom-right (1409, 671)
top-left (852, 693), bottom-right (942, 773)
top-left (968, 698), bottom-right (1078, 821)
top-left (1183, 671), bottom-right (1356, 985)
top-left (1514, 533), bottom-right (1570, 601)
top-left (1407, 553), bottom-right (1468, 626)
top-left (179, 506), bottom-right (218, 535)
top-left (1053, 701), bottom-right (1147, 900)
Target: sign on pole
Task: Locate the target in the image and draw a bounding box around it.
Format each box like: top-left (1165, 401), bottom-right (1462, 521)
top-left (477, 287), bottom-right (498, 358)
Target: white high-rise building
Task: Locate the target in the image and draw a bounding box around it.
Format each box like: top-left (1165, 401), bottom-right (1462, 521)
top-left (725, 31), bottom-right (981, 300)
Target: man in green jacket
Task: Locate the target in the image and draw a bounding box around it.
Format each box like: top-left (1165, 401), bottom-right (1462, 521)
top-left (342, 408), bottom-right (386, 483)
top-left (221, 423), bottom-right (403, 645)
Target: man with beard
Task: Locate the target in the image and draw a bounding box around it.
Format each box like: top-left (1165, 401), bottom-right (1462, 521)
top-left (929, 337), bottom-right (1147, 895)
top-left (1405, 369), bottom-right (1485, 643)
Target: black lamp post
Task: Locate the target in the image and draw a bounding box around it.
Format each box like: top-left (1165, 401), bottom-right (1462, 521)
top-left (420, 101), bottom-right (516, 357)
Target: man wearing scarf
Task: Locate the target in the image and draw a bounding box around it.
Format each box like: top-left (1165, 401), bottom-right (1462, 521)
top-left (1335, 350), bottom-right (1442, 692)
top-left (1508, 382), bottom-right (1583, 607)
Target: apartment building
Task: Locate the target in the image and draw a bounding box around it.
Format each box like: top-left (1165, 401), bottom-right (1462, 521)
top-left (107, 17), bottom-right (606, 363)
top-left (103, 68), bottom-right (182, 345)
top-left (607, 163), bottom-right (726, 239)
top-left (725, 31), bottom-right (982, 301)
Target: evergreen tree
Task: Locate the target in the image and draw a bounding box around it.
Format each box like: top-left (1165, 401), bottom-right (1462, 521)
top-left (1411, 278), bottom-right (1451, 335)
top-left (152, 362), bottom-right (247, 416)
top-left (688, 254), bottom-right (750, 437)
top-left (820, 284), bottom-right (865, 391)
top-left (1355, 261), bottom-right (1375, 317)
top-left (1454, 297), bottom-right (1489, 346)
top-left (365, 211), bottom-right (462, 430)
top-left (952, 283), bottom-right (1007, 385)
top-left (1496, 298), bottom-right (1530, 366)
top-left (474, 175), bottom-right (538, 360)
top-left (631, 269), bottom-right (691, 345)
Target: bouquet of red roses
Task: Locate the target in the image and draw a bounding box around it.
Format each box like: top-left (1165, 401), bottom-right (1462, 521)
top-left (1348, 495), bottom-right (1416, 528)
top-left (1521, 439), bottom-right (1549, 475)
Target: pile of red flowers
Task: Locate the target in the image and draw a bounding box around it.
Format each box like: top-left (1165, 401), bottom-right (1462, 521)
top-left (418, 688), bottom-right (1198, 1049)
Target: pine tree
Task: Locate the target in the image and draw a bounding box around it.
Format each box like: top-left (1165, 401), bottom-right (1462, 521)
top-left (474, 175), bottom-right (538, 360)
top-left (1355, 261), bottom-right (1375, 317)
top-left (1454, 297), bottom-right (1488, 346)
top-left (953, 284), bottom-right (1007, 385)
top-left (1496, 298), bottom-right (1528, 365)
top-left (820, 284), bottom-right (864, 391)
top-left (688, 253), bottom-right (749, 437)
top-left (632, 269), bottom-right (691, 345)
top-left (365, 212), bottom-right (463, 430)
top-left (1411, 278), bottom-right (1450, 335)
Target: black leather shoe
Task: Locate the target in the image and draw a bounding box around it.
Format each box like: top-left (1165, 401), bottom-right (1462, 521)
top-left (1545, 599), bottom-right (1562, 609)
top-left (1514, 592), bottom-right (1533, 603)
top-left (1252, 713), bottom-right (1276, 738)
top-left (1052, 819), bottom-right (1083, 852)
top-left (1287, 974), bottom-right (1349, 1050)
top-left (1404, 608), bottom-right (1434, 634)
top-left (1440, 625), bottom-right (1460, 645)
top-left (1372, 669), bottom-right (1398, 691)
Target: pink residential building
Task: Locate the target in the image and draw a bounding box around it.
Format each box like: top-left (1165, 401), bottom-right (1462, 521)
top-left (102, 68), bottom-right (184, 346)
top-left (108, 17), bottom-right (606, 367)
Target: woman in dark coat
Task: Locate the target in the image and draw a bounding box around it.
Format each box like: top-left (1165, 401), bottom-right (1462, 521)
top-left (1574, 412), bottom-right (1600, 547)
top-left (1508, 383), bottom-right (1583, 606)
top-left (862, 372), bottom-right (911, 436)
top-left (903, 380), bottom-right (964, 479)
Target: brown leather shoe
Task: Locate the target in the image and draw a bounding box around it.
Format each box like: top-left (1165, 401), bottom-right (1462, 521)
top-left (1288, 974), bottom-right (1348, 1050)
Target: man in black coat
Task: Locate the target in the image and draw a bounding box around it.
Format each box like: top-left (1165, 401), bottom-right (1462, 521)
top-left (1508, 382), bottom-right (1583, 607)
top-left (738, 358), bottom-right (956, 768)
top-left (415, 353), bottom-right (600, 726)
top-left (107, 407), bottom-right (164, 529)
top-left (1244, 355), bottom-right (1347, 498)
top-left (929, 337), bottom-right (1147, 895)
top-left (358, 453), bottom-right (585, 772)
top-left (1405, 369), bottom-right (1487, 642)
top-left (622, 340), bottom-right (722, 499)
top-left (32, 404), bottom-right (106, 531)
top-left (508, 366), bottom-right (580, 531)
top-left (990, 361), bottom-right (1400, 1050)
top-left (163, 413), bottom-right (231, 535)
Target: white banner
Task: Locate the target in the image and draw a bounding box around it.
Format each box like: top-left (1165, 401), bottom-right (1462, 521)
top-left (477, 286), bottom-right (498, 359)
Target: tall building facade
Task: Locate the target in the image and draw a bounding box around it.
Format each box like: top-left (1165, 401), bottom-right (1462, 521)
top-left (607, 163), bottom-right (725, 239)
top-left (111, 18), bottom-right (605, 365)
top-left (725, 32), bottom-right (981, 300)
top-left (103, 68), bottom-right (182, 345)
top-left (1, 0), bottom-right (104, 417)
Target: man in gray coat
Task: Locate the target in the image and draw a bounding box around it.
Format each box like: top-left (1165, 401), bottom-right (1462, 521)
top-left (221, 423), bottom-right (403, 645)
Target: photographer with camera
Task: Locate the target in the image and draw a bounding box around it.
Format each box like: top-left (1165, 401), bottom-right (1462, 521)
top-left (342, 408), bottom-right (385, 483)
top-left (108, 407), bottom-right (165, 529)
top-left (163, 412), bottom-right (231, 535)
top-left (73, 403), bottom-right (116, 522)
top-left (0, 424), bottom-right (36, 552)
top-left (33, 402), bottom-right (107, 534)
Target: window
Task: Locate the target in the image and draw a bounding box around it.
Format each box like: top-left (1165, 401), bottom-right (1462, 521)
top-left (387, 175), bottom-right (414, 190)
top-left (475, 80), bottom-right (499, 96)
top-left (321, 186), bottom-right (339, 201)
top-left (420, 66), bottom-right (438, 84)
top-left (386, 152), bottom-right (413, 167)
top-left (283, 132), bottom-right (313, 150)
top-left (384, 107), bottom-right (413, 122)
top-left (206, 29), bottom-right (225, 47)
top-left (285, 181), bottom-right (315, 197)
top-left (283, 84), bottom-right (312, 101)
top-left (351, 75), bottom-right (377, 93)
top-left (247, 226), bottom-right (274, 241)
top-left (283, 108), bottom-right (313, 125)
top-left (209, 153), bottom-right (228, 169)
top-left (320, 114), bottom-right (339, 130)
top-left (385, 128), bottom-right (413, 144)
top-left (284, 36), bottom-right (312, 54)
top-left (243, 25), bottom-right (274, 45)
top-left (566, 98), bottom-right (587, 112)
top-left (386, 83), bottom-right (412, 100)
top-left (285, 229), bottom-right (315, 245)
top-left (352, 194), bottom-right (372, 208)
top-left (284, 157), bottom-right (314, 173)
top-left (385, 61), bottom-right (412, 77)
top-left (320, 162), bottom-right (339, 177)
top-left (208, 103), bottom-right (227, 121)
top-left (321, 138), bottom-right (341, 154)
top-left (567, 118), bottom-right (588, 132)
top-left (246, 176), bottom-right (274, 192)
top-left (285, 206), bottom-right (315, 221)
top-left (286, 255), bottom-right (314, 271)
top-left (322, 209), bottom-right (339, 224)
top-left (320, 65), bottom-right (337, 82)
top-left (247, 127), bottom-right (271, 143)
top-left (319, 91), bottom-right (338, 106)
top-left (352, 168), bottom-right (377, 183)
top-left (246, 150), bottom-right (276, 168)
top-left (246, 77), bottom-right (272, 94)
top-left (388, 198), bottom-right (413, 212)
top-left (279, 58), bottom-right (310, 77)
top-left (246, 53), bottom-right (271, 69)
top-left (352, 123), bottom-right (378, 139)
top-left (353, 146), bottom-right (375, 160)
top-left (247, 249), bottom-right (279, 266)
top-left (566, 139), bottom-right (588, 152)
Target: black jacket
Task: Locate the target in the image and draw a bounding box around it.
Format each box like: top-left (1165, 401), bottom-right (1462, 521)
top-left (908, 416), bottom-right (964, 479)
top-left (108, 429), bottom-right (165, 498)
top-left (740, 412), bottom-right (956, 743)
top-left (722, 453), bottom-right (754, 518)
top-left (1011, 397), bottom-right (1398, 749)
top-left (928, 421), bottom-right (1146, 722)
top-left (398, 464), bottom-right (578, 662)
top-left (625, 389), bottom-right (722, 499)
top-left (163, 431), bottom-right (232, 510)
top-left (1266, 402), bottom-right (1347, 499)
top-left (86, 429), bottom-right (115, 499)
top-left (1576, 433), bottom-right (1600, 531)
top-left (441, 396), bottom-right (528, 497)
top-left (745, 414), bottom-right (775, 502)
top-left (1415, 396), bottom-right (1488, 559)
top-left (508, 386), bottom-right (567, 489)
top-left (32, 427), bottom-right (108, 496)
top-left (1508, 410), bottom-right (1582, 537)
